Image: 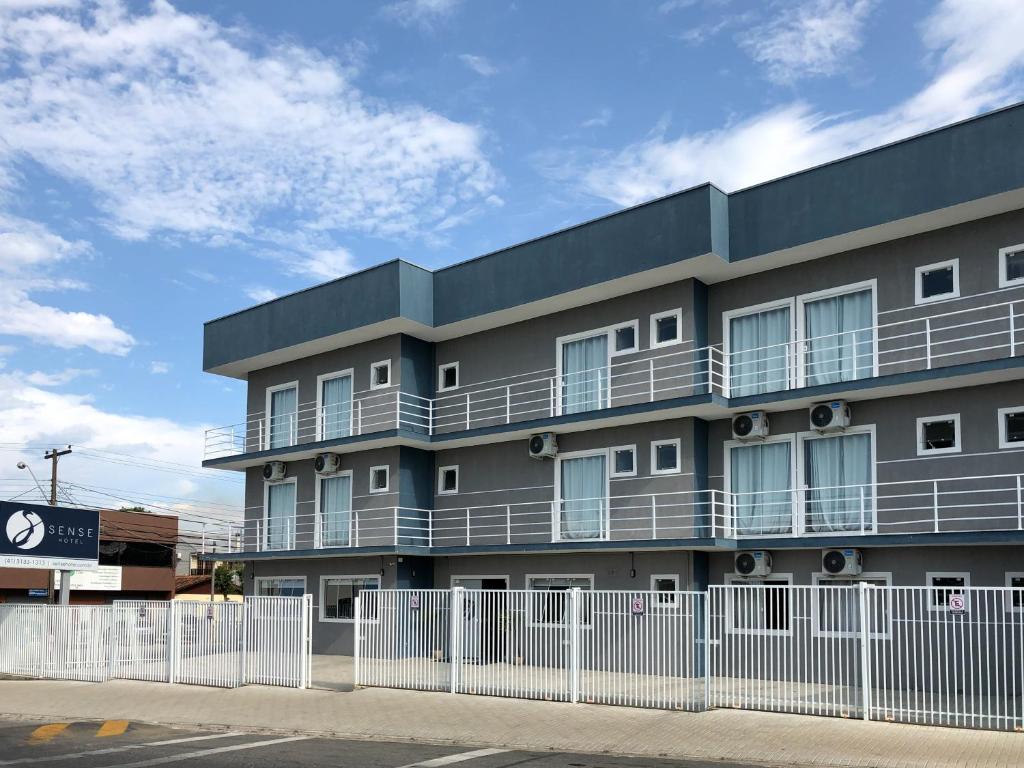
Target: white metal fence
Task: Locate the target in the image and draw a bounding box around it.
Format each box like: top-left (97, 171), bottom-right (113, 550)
top-left (356, 585), bottom-right (1024, 731)
top-left (0, 596), bottom-right (312, 689)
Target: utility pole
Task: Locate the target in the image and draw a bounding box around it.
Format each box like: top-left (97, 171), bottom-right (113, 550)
top-left (44, 446), bottom-right (72, 604)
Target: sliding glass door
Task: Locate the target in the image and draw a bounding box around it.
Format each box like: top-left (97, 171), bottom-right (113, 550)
top-left (728, 304), bottom-right (792, 396)
top-left (561, 333), bottom-right (609, 414)
top-left (558, 453), bottom-right (607, 540)
top-left (268, 385), bottom-right (297, 449)
top-left (266, 481), bottom-right (296, 550)
top-left (318, 474), bottom-right (352, 547)
top-left (729, 440), bottom-right (793, 535)
top-left (801, 287), bottom-right (874, 386)
top-left (802, 431), bottom-right (874, 533)
top-left (320, 373), bottom-right (353, 440)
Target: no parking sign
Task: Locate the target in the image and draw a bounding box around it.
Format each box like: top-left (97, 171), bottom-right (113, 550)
top-left (948, 594), bottom-right (966, 615)
top-left (631, 596), bottom-right (645, 615)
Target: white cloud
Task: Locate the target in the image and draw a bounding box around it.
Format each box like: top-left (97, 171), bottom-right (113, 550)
top-left (459, 54), bottom-right (498, 77)
top-left (23, 368), bottom-right (97, 387)
top-left (738, 0), bottom-right (876, 84)
top-left (382, 0), bottom-right (461, 28)
top-left (557, 0), bottom-right (1024, 206)
top-left (582, 108), bottom-right (613, 129)
top-left (0, 0), bottom-right (498, 266)
top-left (150, 361), bottom-right (171, 375)
top-left (245, 286), bottom-right (279, 303)
top-left (0, 214), bottom-right (136, 355)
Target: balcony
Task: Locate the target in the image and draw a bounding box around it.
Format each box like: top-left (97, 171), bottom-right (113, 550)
top-left (232, 471), bottom-right (1024, 555)
top-left (204, 286), bottom-right (1024, 462)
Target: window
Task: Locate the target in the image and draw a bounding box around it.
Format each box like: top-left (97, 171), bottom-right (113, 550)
top-left (264, 479), bottom-right (296, 550)
top-left (998, 406), bottom-right (1024, 449)
top-left (999, 244), bottom-right (1024, 288)
top-left (927, 572), bottom-right (970, 611)
top-left (369, 465), bottom-right (390, 494)
top-left (559, 331), bottom-right (609, 414)
top-left (915, 259), bottom-right (960, 304)
top-left (651, 438), bottom-right (680, 475)
top-left (317, 371), bottom-right (352, 441)
top-left (266, 382), bottom-right (298, 449)
top-left (612, 322), bottom-right (638, 355)
top-left (1006, 573), bottom-right (1024, 613)
top-left (798, 282), bottom-right (875, 387)
top-left (438, 465), bottom-right (459, 495)
top-left (317, 473), bottom-right (352, 547)
top-left (916, 414), bottom-right (961, 456)
top-left (725, 575), bottom-right (792, 635)
top-left (650, 309), bottom-right (682, 349)
top-left (725, 301), bottom-right (793, 397)
top-left (651, 574), bottom-right (679, 606)
top-left (810, 573), bottom-right (891, 638)
top-left (255, 577), bottom-right (305, 597)
top-left (438, 362), bottom-right (459, 392)
top-left (728, 438), bottom-right (794, 536)
top-left (799, 429), bottom-right (875, 534)
top-left (320, 575), bottom-right (379, 622)
top-left (610, 445), bottom-right (636, 478)
top-left (370, 360), bottom-right (391, 390)
top-left (526, 575), bottom-right (593, 625)
top-left (556, 452), bottom-right (607, 541)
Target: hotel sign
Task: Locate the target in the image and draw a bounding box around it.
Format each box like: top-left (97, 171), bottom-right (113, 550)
top-left (0, 501), bottom-right (100, 571)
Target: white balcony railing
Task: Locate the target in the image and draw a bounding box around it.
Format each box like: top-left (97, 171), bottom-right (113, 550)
top-left (233, 472), bottom-right (1024, 554)
top-left (204, 286), bottom-right (1024, 460)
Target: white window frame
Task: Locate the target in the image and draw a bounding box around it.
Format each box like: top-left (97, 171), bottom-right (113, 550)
top-left (650, 438), bottom-right (681, 476)
top-left (650, 308), bottom-right (683, 349)
top-left (914, 259), bottom-right (960, 304)
top-left (450, 574), bottom-right (510, 588)
top-left (916, 413), bottom-right (961, 457)
top-left (437, 465), bottom-right (459, 495)
top-left (1005, 572), bottom-right (1024, 614)
top-left (313, 469), bottom-right (354, 549)
top-left (611, 320), bottom-right (639, 356)
top-left (795, 279), bottom-right (879, 388)
top-left (254, 575), bottom-right (306, 597)
top-left (315, 369), bottom-right (353, 442)
top-left (525, 573), bottom-right (594, 628)
top-left (369, 465), bottom-right (390, 494)
top-left (722, 297), bottom-right (797, 395)
top-left (723, 433), bottom-right (798, 537)
top-left (926, 571), bottom-right (971, 612)
top-left (262, 476), bottom-right (297, 551)
top-left (795, 424), bottom-right (877, 536)
top-left (370, 359), bottom-right (392, 391)
top-left (437, 362), bottom-right (460, 393)
top-left (609, 444), bottom-right (637, 478)
top-left (998, 244), bottom-right (1024, 288)
top-left (555, 321), bottom-right (636, 415)
top-left (318, 574), bottom-right (380, 623)
top-left (810, 572), bottom-right (892, 639)
top-left (650, 573), bottom-right (680, 608)
top-left (997, 405), bottom-right (1024, 450)
top-left (724, 573), bottom-right (794, 636)
top-left (553, 448), bottom-right (610, 542)
top-left (264, 381), bottom-right (299, 450)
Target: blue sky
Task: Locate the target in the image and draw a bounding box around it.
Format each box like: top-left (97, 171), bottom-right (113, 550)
top-left (0, 0), bottom-right (1022, 527)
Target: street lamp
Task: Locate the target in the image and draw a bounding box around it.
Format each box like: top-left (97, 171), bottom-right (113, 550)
top-left (15, 462), bottom-right (48, 503)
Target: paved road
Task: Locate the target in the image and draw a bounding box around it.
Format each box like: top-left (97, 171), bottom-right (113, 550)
top-left (0, 717), bottom-right (756, 768)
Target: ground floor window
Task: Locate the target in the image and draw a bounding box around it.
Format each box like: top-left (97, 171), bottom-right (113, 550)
top-left (927, 572), bottom-right (970, 611)
top-left (254, 577), bottom-right (305, 597)
top-left (651, 574), bottom-right (680, 607)
top-left (320, 575), bottom-right (380, 622)
top-left (725, 575), bottom-right (792, 635)
top-left (1006, 573), bottom-right (1024, 613)
top-left (526, 574), bottom-right (593, 626)
top-left (810, 574), bottom-right (891, 638)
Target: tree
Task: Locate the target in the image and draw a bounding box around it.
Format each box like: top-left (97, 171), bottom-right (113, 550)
top-left (214, 562), bottom-right (243, 600)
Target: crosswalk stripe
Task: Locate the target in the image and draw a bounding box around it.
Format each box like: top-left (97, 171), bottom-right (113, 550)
top-left (396, 748), bottom-right (511, 768)
top-left (96, 721), bottom-right (130, 738)
top-left (27, 724), bottom-right (69, 745)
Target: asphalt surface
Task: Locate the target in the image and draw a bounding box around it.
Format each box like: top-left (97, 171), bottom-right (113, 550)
top-left (0, 717), bottom-right (758, 768)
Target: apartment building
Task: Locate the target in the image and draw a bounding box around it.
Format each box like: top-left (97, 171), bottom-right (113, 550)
top-left (202, 104), bottom-right (1024, 654)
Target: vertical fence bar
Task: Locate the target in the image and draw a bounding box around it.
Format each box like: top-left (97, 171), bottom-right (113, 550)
top-left (859, 582), bottom-right (871, 721)
top-left (353, 593), bottom-right (361, 687)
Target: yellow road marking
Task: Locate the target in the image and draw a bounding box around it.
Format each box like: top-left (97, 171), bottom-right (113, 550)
top-left (28, 723), bottom-right (69, 744)
top-left (96, 721), bottom-right (130, 738)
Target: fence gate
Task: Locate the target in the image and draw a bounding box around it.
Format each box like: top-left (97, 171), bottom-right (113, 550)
top-left (40, 606), bottom-right (110, 682)
top-left (111, 601), bottom-right (172, 682)
top-left (0, 605), bottom-right (44, 678)
top-left (244, 595), bottom-right (312, 688)
top-left (171, 601), bottom-right (245, 687)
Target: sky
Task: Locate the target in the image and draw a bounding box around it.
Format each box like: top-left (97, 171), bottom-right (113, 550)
top-left (1, 0), bottom-right (1023, 535)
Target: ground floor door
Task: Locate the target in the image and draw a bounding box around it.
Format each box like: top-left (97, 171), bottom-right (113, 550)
top-left (452, 577), bottom-right (507, 663)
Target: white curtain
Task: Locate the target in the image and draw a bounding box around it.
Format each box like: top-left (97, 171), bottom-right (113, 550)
top-left (729, 307), bottom-right (791, 396)
top-left (269, 387), bottom-right (297, 449)
top-left (730, 441), bottom-right (792, 534)
top-left (805, 432), bottom-right (873, 532)
top-left (319, 475), bottom-right (352, 547)
top-left (266, 482), bottom-right (296, 549)
top-left (804, 290), bottom-right (873, 386)
top-left (562, 334), bottom-right (609, 414)
top-left (559, 454), bottom-right (606, 539)
top-left (321, 375), bottom-right (352, 440)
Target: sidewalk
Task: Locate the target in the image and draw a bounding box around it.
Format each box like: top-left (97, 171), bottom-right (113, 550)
top-left (0, 657), bottom-right (1021, 768)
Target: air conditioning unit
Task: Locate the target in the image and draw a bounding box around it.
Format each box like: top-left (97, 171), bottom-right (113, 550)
top-left (809, 400), bottom-right (851, 432)
top-left (732, 411), bottom-right (769, 441)
top-left (528, 432), bottom-right (558, 460)
top-left (262, 461), bottom-right (287, 482)
top-left (314, 453), bottom-right (341, 475)
top-left (734, 550), bottom-right (772, 578)
top-left (822, 548), bottom-right (863, 577)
